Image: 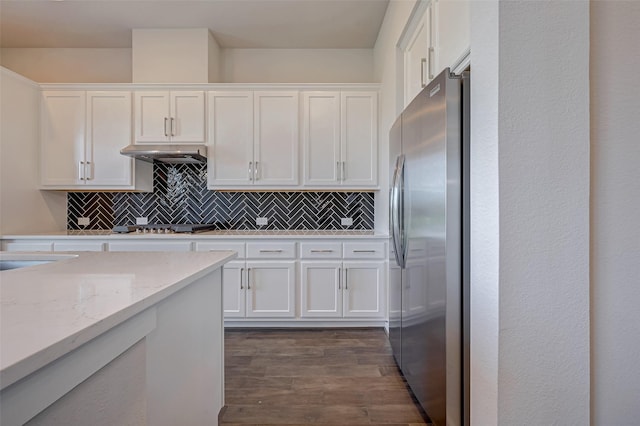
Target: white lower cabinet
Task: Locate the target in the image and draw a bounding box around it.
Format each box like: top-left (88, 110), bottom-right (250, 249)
top-left (342, 261), bottom-right (385, 318)
top-left (195, 241), bottom-right (297, 319)
top-left (246, 261), bottom-right (296, 318)
top-left (222, 260), bottom-right (247, 318)
top-left (300, 241), bottom-right (386, 320)
top-left (300, 260), bottom-right (385, 319)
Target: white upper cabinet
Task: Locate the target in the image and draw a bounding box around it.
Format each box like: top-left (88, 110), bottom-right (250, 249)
top-left (302, 91), bottom-right (377, 187)
top-left (41, 91), bottom-right (86, 187)
top-left (341, 92), bottom-right (378, 186)
top-left (436, 0), bottom-right (471, 74)
top-left (302, 92), bottom-right (341, 185)
top-left (87, 92), bottom-right (135, 186)
top-left (253, 92), bottom-right (299, 186)
top-left (401, 0), bottom-right (471, 107)
top-left (402, 2), bottom-right (436, 106)
top-left (208, 91), bottom-right (254, 186)
top-left (208, 91), bottom-right (299, 188)
top-left (41, 90), bottom-right (151, 190)
top-left (134, 91), bottom-right (205, 143)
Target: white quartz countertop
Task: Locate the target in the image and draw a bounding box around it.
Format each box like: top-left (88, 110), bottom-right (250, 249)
top-left (1, 230), bottom-right (388, 239)
top-left (0, 250), bottom-right (236, 390)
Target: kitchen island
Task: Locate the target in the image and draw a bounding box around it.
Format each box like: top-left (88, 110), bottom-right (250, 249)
top-left (0, 250), bottom-right (236, 426)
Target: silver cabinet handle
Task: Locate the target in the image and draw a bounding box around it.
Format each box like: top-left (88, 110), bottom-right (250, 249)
top-left (344, 268), bottom-right (348, 290)
top-left (338, 267), bottom-right (342, 290)
top-left (254, 161), bottom-right (260, 180)
top-left (164, 117), bottom-right (168, 137)
top-left (353, 250), bottom-right (376, 253)
top-left (248, 162), bottom-right (253, 181)
top-left (337, 161), bottom-right (341, 181)
top-left (311, 249), bottom-right (334, 253)
top-left (259, 249), bottom-right (283, 253)
top-left (86, 161), bottom-right (94, 180)
top-left (170, 117), bottom-right (175, 136)
top-left (247, 268), bottom-right (251, 290)
top-left (421, 57), bottom-right (427, 88)
top-left (342, 161), bottom-right (346, 181)
top-left (78, 161), bottom-right (85, 180)
top-left (428, 47), bottom-right (435, 80)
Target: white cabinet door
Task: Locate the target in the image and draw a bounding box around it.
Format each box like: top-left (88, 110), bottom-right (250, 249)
top-left (86, 91), bottom-right (133, 187)
top-left (169, 91), bottom-right (205, 143)
top-left (222, 261), bottom-right (246, 318)
top-left (134, 91), bottom-right (170, 143)
top-left (302, 92), bottom-right (341, 185)
top-left (403, 2), bottom-right (436, 106)
top-left (436, 0), bottom-right (470, 72)
top-left (246, 261), bottom-right (296, 317)
top-left (41, 91), bottom-right (86, 186)
top-left (300, 261), bottom-right (342, 318)
top-left (341, 92), bottom-right (378, 186)
top-left (208, 91), bottom-right (254, 187)
top-left (253, 92), bottom-right (299, 186)
top-left (134, 91), bottom-right (205, 143)
top-left (342, 261), bottom-right (385, 318)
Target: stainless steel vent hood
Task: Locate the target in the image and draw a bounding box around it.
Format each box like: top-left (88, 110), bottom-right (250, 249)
top-left (120, 144), bottom-right (207, 164)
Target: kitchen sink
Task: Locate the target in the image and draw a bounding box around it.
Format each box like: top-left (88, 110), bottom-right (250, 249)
top-left (0, 253), bottom-right (78, 271)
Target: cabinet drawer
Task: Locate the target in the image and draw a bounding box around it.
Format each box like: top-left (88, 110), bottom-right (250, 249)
top-left (54, 242), bottom-right (105, 252)
top-left (108, 241), bottom-right (192, 252)
top-left (195, 242), bottom-right (246, 258)
top-left (2, 242), bottom-right (53, 252)
top-left (299, 242), bottom-right (342, 259)
top-left (247, 242), bottom-right (296, 259)
top-left (343, 242), bottom-right (385, 259)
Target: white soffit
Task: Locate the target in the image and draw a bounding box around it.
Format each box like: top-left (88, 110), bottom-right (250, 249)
top-left (0, 0), bottom-right (390, 49)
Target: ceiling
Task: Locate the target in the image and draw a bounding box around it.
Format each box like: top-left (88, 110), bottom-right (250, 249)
top-left (0, 0), bottom-right (390, 49)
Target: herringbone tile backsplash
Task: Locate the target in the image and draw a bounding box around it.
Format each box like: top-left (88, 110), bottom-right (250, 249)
top-left (68, 164), bottom-right (374, 230)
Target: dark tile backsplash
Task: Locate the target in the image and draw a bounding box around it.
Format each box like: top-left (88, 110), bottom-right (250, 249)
top-left (67, 163), bottom-right (374, 230)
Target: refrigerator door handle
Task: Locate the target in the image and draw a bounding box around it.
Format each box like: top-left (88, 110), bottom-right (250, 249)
top-left (390, 155), bottom-right (405, 268)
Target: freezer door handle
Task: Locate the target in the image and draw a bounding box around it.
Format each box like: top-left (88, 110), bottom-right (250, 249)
top-left (397, 155), bottom-right (408, 268)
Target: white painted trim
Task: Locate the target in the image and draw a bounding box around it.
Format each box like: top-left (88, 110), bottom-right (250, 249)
top-left (38, 83), bottom-right (381, 91)
top-left (451, 48), bottom-right (471, 75)
top-left (397, 0), bottom-right (433, 51)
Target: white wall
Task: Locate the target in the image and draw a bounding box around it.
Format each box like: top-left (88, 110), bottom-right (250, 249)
top-left (0, 48), bottom-right (131, 83)
top-left (0, 67), bottom-right (66, 233)
top-left (221, 49), bottom-right (374, 83)
top-left (132, 29), bottom-right (212, 83)
top-left (590, 2), bottom-right (640, 424)
top-left (373, 1), bottom-right (416, 232)
top-left (208, 31), bottom-right (222, 83)
top-left (471, 1), bottom-right (590, 424)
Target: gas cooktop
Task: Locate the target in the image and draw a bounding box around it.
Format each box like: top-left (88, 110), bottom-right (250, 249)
top-left (112, 224), bottom-right (219, 234)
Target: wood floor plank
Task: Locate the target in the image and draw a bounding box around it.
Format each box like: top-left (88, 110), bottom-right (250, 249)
top-left (221, 328), bottom-right (430, 425)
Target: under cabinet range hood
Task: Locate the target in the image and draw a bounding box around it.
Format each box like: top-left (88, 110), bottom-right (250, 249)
top-left (120, 144), bottom-right (207, 164)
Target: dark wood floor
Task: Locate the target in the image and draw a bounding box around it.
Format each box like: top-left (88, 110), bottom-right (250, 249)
top-left (220, 328), bottom-right (430, 425)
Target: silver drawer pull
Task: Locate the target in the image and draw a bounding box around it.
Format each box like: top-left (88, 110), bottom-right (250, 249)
top-left (353, 250), bottom-right (376, 253)
top-left (259, 249), bottom-right (283, 253)
top-left (310, 249), bottom-right (334, 253)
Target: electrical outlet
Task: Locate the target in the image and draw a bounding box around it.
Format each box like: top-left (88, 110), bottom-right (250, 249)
top-left (136, 217), bottom-right (148, 225)
top-left (77, 217), bottom-right (90, 226)
top-left (341, 218), bottom-right (353, 226)
top-left (256, 217), bottom-right (268, 226)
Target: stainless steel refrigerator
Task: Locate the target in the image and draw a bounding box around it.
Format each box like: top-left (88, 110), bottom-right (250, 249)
top-left (389, 68), bottom-right (470, 426)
